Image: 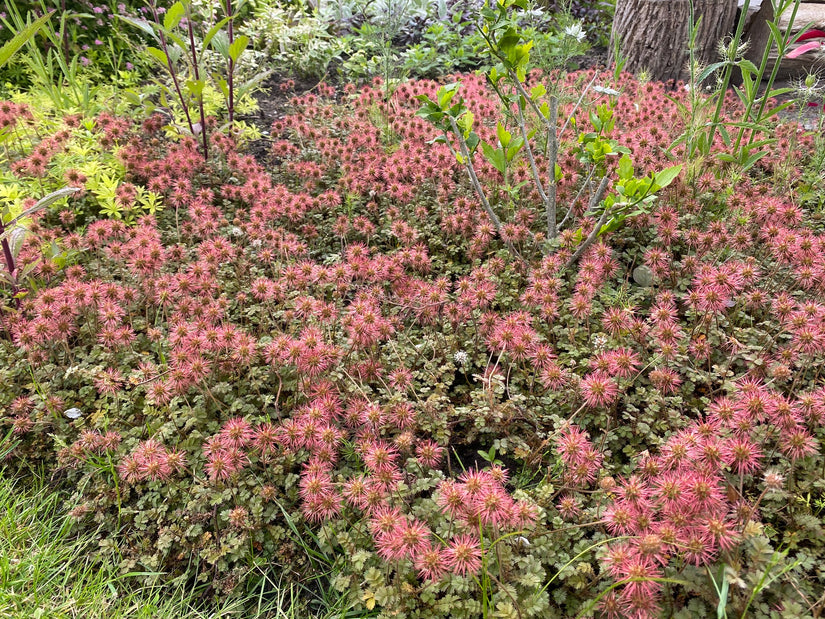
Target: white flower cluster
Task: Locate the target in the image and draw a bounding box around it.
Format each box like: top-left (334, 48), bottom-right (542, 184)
top-left (563, 23), bottom-right (585, 43)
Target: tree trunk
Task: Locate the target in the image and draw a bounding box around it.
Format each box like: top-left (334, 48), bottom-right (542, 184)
top-left (610, 0), bottom-right (738, 84)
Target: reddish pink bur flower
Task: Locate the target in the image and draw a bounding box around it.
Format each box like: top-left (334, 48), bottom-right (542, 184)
top-left (219, 417), bottom-right (254, 449)
top-left (416, 439), bottom-right (444, 468)
top-left (580, 372), bottom-right (619, 408)
top-left (414, 543), bottom-right (449, 582)
top-left (472, 485), bottom-right (514, 528)
top-left (444, 534), bottom-right (482, 577)
top-left (436, 479), bottom-right (468, 520)
top-left (780, 429), bottom-right (818, 461)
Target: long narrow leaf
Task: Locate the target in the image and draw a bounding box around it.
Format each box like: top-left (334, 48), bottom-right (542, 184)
top-left (114, 14), bottom-right (157, 40)
top-left (202, 16), bottom-right (232, 50)
top-left (7, 188), bottom-right (81, 227)
top-left (0, 11), bottom-right (54, 70)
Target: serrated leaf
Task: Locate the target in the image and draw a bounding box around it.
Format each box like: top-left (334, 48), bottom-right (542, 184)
top-left (202, 16), bottom-right (232, 50)
top-left (697, 61), bottom-right (726, 83)
top-left (766, 87), bottom-right (793, 98)
top-left (3, 188), bottom-right (81, 232)
top-left (210, 30), bottom-right (229, 58)
top-left (719, 124), bottom-right (731, 147)
top-left (759, 100), bottom-right (794, 120)
top-left (116, 14), bottom-right (157, 39)
top-left (163, 2), bottom-right (185, 31)
top-left (738, 59), bottom-right (759, 76)
top-left (228, 35), bottom-right (249, 62)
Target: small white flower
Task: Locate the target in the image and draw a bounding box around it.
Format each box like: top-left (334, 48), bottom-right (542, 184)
top-left (593, 85), bottom-right (620, 96)
top-left (563, 23), bottom-right (585, 43)
top-left (64, 407), bottom-right (83, 419)
top-left (454, 350), bottom-right (469, 366)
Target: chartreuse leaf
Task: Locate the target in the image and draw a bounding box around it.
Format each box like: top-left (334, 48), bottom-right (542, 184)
top-left (228, 35), bottom-right (249, 62)
top-left (653, 164), bottom-right (682, 189)
top-left (437, 83), bottom-right (460, 109)
top-left (617, 155), bottom-right (634, 180)
top-left (163, 1), bottom-right (184, 31)
top-left (146, 46), bottom-right (169, 66)
top-left (496, 122), bottom-right (511, 148)
top-left (457, 111), bottom-right (474, 138)
top-left (482, 142), bottom-right (507, 175)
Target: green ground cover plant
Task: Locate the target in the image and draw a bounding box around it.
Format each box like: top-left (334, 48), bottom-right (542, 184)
top-left (1, 0), bottom-right (825, 618)
top-left (0, 466), bottom-right (313, 618)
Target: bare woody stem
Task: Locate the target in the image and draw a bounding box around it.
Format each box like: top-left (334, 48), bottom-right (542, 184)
top-left (446, 116), bottom-right (503, 233)
top-left (513, 92), bottom-right (552, 234)
top-left (511, 73), bottom-right (597, 238)
top-left (564, 175), bottom-right (611, 268)
top-left (445, 116), bottom-right (525, 263)
top-left (558, 165), bottom-right (596, 231)
top-left (509, 75), bottom-right (557, 238)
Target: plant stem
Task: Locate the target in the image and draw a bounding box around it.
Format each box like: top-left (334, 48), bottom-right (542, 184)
top-left (0, 218), bottom-right (19, 306)
top-left (565, 175), bottom-right (611, 268)
top-left (150, 4), bottom-right (196, 139)
top-left (513, 87), bottom-right (552, 234)
top-left (743, 0), bottom-right (801, 150)
top-left (708, 0), bottom-right (751, 149)
top-left (184, 5), bottom-right (209, 159)
top-left (225, 0), bottom-right (234, 124)
top-left (445, 118), bottom-right (507, 241)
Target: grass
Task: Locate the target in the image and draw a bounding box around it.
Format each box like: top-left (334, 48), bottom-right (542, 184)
top-left (0, 467), bottom-right (314, 619)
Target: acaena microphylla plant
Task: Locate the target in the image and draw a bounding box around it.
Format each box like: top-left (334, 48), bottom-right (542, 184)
top-left (2, 67), bottom-right (825, 617)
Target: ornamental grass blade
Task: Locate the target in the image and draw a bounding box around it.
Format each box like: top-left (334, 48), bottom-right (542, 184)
top-left (0, 11), bottom-right (54, 70)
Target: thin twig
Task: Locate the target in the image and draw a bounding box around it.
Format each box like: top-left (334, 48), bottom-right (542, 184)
top-left (564, 175), bottom-right (611, 268)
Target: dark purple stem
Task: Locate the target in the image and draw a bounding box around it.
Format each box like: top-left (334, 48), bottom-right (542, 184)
top-left (0, 219), bottom-right (20, 307)
top-left (226, 0), bottom-right (234, 124)
top-left (150, 3), bottom-right (196, 138)
top-left (185, 8), bottom-right (209, 160)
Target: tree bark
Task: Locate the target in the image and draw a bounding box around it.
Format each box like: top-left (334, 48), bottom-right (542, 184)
top-left (610, 0), bottom-right (738, 84)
